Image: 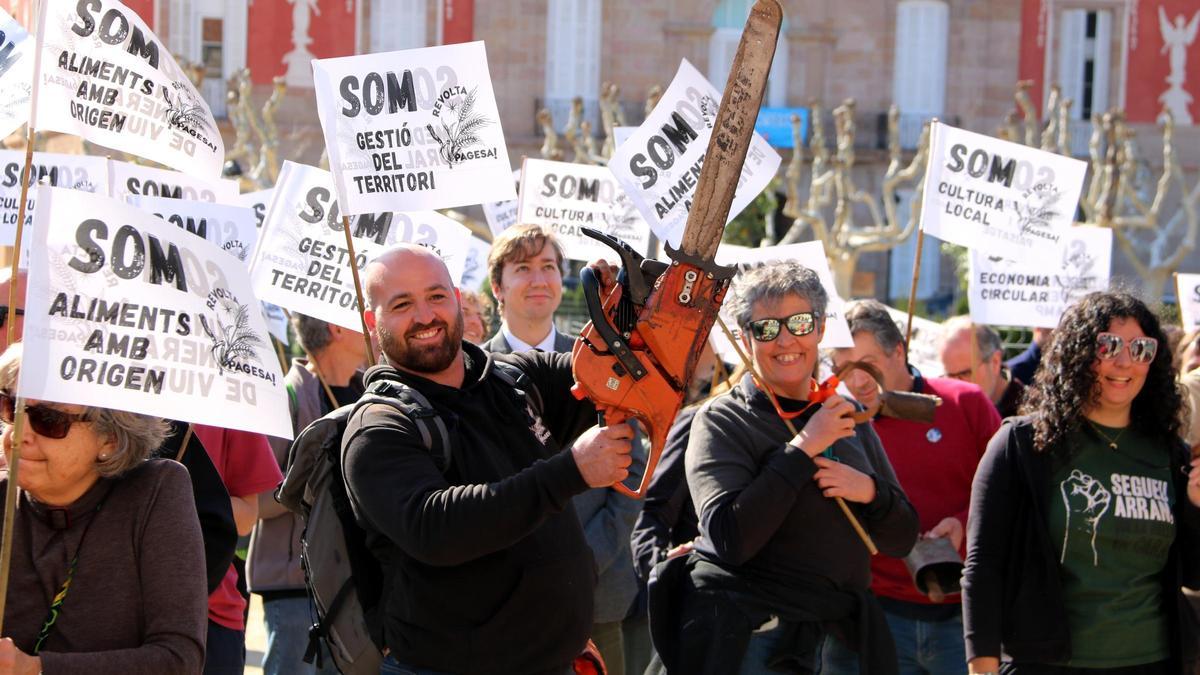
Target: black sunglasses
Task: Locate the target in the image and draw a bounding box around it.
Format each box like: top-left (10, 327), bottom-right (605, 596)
top-left (0, 393), bottom-right (89, 439)
top-left (0, 306), bottom-right (24, 329)
top-left (748, 312), bottom-right (818, 342)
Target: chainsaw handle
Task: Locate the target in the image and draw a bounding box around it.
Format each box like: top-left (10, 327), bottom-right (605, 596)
top-left (597, 408), bottom-right (662, 501)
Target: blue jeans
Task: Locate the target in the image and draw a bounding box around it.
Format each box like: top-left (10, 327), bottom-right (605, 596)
top-left (738, 619), bottom-right (812, 675)
top-left (262, 596), bottom-right (337, 675)
top-left (821, 610), bottom-right (966, 675)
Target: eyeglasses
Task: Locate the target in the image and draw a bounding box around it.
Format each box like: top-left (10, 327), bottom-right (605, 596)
top-left (748, 312), bottom-right (818, 342)
top-left (944, 351), bottom-right (997, 381)
top-left (0, 393), bottom-right (89, 439)
top-left (0, 306), bottom-right (24, 329)
top-left (1095, 333), bottom-right (1158, 363)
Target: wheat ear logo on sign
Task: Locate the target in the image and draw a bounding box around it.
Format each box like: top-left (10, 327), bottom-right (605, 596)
top-left (200, 289), bottom-right (265, 376)
top-left (427, 85), bottom-right (494, 168)
top-left (1014, 182), bottom-right (1066, 239)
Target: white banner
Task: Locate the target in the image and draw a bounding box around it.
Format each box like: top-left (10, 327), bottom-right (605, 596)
top-left (1177, 273), bottom-right (1200, 332)
top-left (109, 160), bottom-right (239, 203)
top-left (920, 121), bottom-right (1088, 258)
top-left (481, 168), bottom-right (519, 237)
top-left (235, 188), bottom-right (274, 230)
top-left (714, 241), bottom-right (853, 348)
top-left (968, 225), bottom-right (1112, 329)
top-left (20, 186), bottom-right (290, 438)
top-left (312, 41), bottom-right (516, 215)
top-left (249, 161), bottom-right (474, 332)
top-left (35, 0), bottom-right (224, 176)
top-left (0, 9), bottom-right (34, 140)
top-left (608, 59), bottom-right (781, 248)
top-left (262, 301), bottom-right (289, 345)
top-left (129, 195), bottom-right (260, 266)
top-left (517, 157), bottom-right (652, 262)
top-left (883, 305), bottom-right (944, 379)
top-left (459, 235), bottom-right (491, 291)
top-left (0, 150), bottom-right (106, 258)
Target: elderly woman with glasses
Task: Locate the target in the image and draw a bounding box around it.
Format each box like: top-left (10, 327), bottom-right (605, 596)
top-left (649, 261), bottom-right (918, 674)
top-left (964, 291), bottom-right (1200, 675)
top-left (0, 345), bottom-right (207, 674)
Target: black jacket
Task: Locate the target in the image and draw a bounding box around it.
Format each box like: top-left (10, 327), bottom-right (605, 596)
top-left (341, 344), bottom-right (598, 675)
top-left (962, 416), bottom-right (1200, 669)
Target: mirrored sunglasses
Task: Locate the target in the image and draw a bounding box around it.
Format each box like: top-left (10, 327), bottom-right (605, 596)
top-left (748, 312), bottom-right (817, 342)
top-left (1095, 332), bottom-right (1158, 363)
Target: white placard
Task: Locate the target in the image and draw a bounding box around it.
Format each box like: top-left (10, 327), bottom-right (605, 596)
top-left (109, 160), bottom-right (239, 203)
top-left (517, 157), bottom-right (652, 262)
top-left (882, 305), bottom-right (944, 379)
top-left (968, 225), bottom-right (1112, 329)
top-left (0, 151), bottom-right (106, 259)
top-left (920, 121), bottom-right (1088, 258)
top-left (1178, 274), bottom-right (1200, 331)
top-left (714, 241), bottom-right (853, 348)
top-left (608, 59), bottom-right (781, 248)
top-left (262, 301), bottom-right (289, 345)
top-left (235, 189), bottom-right (274, 230)
top-left (611, 126), bottom-right (636, 149)
top-left (35, 0), bottom-right (224, 176)
top-left (21, 186), bottom-right (290, 438)
top-left (482, 168), bottom-right (519, 237)
top-left (312, 41), bottom-right (516, 215)
top-left (0, 9), bottom-right (34, 140)
top-left (459, 235), bottom-right (491, 291)
top-left (129, 195), bottom-right (260, 267)
top-left (249, 161), bottom-right (474, 332)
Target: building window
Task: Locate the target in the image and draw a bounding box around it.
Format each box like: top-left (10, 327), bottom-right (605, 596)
top-left (370, 0), bottom-right (427, 53)
top-left (892, 0), bottom-right (948, 148)
top-left (1058, 8), bottom-right (1111, 120)
top-left (544, 0), bottom-right (602, 127)
top-left (708, 0), bottom-right (788, 108)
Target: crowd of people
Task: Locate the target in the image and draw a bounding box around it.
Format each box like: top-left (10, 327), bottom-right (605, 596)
top-left (1, 223), bottom-right (1199, 675)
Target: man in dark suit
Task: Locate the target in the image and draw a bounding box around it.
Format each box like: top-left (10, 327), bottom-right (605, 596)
top-left (483, 224), bottom-right (576, 353)
top-left (481, 224), bottom-right (645, 674)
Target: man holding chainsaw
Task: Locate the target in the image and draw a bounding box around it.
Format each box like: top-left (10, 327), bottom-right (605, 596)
top-left (651, 261), bottom-right (918, 674)
top-left (825, 299), bottom-right (1001, 674)
top-left (343, 244), bottom-right (633, 675)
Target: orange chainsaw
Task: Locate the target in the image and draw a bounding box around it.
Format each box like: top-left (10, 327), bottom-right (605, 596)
top-left (570, 0), bottom-right (783, 499)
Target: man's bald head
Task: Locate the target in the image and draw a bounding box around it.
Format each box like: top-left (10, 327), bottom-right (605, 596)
top-left (364, 245), bottom-right (453, 312)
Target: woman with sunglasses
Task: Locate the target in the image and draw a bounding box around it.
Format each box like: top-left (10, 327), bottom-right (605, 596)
top-left (650, 260), bottom-right (918, 674)
top-left (963, 291), bottom-right (1200, 675)
top-left (0, 345), bottom-right (207, 674)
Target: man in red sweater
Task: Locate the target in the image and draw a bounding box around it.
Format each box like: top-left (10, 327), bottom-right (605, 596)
top-left (825, 300), bottom-right (1000, 674)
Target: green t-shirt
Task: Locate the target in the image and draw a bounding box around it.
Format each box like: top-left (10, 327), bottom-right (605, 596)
top-left (1045, 423), bottom-right (1176, 667)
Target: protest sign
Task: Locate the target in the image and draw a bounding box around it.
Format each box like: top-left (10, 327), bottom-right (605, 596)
top-left (608, 59), bottom-right (781, 248)
top-left (235, 189), bottom-right (274, 230)
top-left (883, 305), bottom-right (944, 378)
top-left (129, 195), bottom-right (260, 266)
top-left (459, 235), bottom-right (491, 291)
top-left (20, 186), bottom-right (291, 438)
top-left (0, 9), bottom-right (34, 140)
top-left (249, 161), bottom-right (474, 331)
top-left (109, 160), bottom-right (239, 203)
top-left (920, 121), bottom-right (1087, 258)
top-left (34, 0), bottom-right (224, 176)
top-left (714, 241), bottom-right (853, 348)
top-left (968, 225), bottom-right (1112, 329)
top-left (261, 302), bottom-right (289, 345)
top-left (312, 41), bottom-right (516, 215)
top-left (517, 157), bottom-right (652, 261)
top-left (611, 126), bottom-right (636, 149)
top-left (481, 169), bottom-right (519, 237)
top-left (0, 150), bottom-right (106, 255)
top-left (1177, 273), bottom-right (1200, 331)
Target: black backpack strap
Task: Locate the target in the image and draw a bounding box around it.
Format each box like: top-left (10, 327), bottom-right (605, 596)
top-left (360, 381), bottom-right (452, 473)
top-left (493, 361), bottom-right (544, 417)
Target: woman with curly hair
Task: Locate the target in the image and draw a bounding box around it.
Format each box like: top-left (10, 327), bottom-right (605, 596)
top-left (962, 291), bottom-right (1200, 675)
